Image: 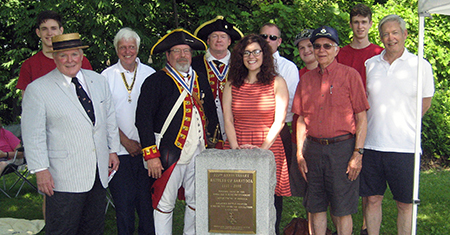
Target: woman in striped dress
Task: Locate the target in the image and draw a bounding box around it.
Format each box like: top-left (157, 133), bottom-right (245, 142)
top-left (222, 34), bottom-right (290, 234)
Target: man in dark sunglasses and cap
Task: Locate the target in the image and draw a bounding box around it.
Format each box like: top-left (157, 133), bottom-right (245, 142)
top-left (260, 22), bottom-right (300, 235)
top-left (135, 29), bottom-right (218, 235)
top-left (292, 26), bottom-right (369, 235)
top-left (192, 16), bottom-right (244, 149)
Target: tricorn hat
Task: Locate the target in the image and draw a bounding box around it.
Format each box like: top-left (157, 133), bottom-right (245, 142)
top-left (194, 16), bottom-right (244, 42)
top-left (310, 26), bottom-right (339, 45)
top-left (49, 33), bottom-right (89, 53)
top-left (151, 28), bottom-right (207, 55)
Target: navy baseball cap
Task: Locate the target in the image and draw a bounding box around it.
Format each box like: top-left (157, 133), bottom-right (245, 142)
top-left (310, 26), bottom-right (339, 45)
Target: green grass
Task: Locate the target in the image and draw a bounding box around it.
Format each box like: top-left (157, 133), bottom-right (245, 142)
top-left (1, 169), bottom-right (449, 234)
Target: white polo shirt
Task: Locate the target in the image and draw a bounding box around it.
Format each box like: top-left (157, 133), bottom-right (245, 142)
top-left (102, 58), bottom-right (156, 155)
top-left (364, 48), bottom-right (434, 153)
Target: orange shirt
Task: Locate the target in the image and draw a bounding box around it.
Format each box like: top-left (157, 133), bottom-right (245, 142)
top-left (292, 59), bottom-right (369, 138)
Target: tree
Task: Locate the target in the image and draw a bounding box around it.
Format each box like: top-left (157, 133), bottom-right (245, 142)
top-left (1, 0), bottom-right (449, 164)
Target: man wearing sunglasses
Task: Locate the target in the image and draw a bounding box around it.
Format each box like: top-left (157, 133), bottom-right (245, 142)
top-left (292, 26), bottom-right (369, 235)
top-left (336, 3), bottom-right (383, 90)
top-left (259, 23), bottom-right (300, 234)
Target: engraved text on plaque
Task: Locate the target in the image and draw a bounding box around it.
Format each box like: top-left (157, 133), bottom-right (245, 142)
top-left (208, 170), bottom-right (256, 234)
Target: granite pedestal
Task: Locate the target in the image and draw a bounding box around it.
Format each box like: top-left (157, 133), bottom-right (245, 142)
top-left (196, 149), bottom-right (276, 235)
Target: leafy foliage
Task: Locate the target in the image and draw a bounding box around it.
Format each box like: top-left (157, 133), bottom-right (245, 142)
top-left (1, 0), bottom-right (450, 163)
top-left (370, 0), bottom-right (450, 163)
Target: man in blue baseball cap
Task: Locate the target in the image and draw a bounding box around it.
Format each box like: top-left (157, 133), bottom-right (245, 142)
top-left (292, 26), bottom-right (369, 235)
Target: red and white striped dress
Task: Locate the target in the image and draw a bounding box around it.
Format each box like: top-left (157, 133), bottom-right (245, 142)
top-left (226, 81), bottom-right (291, 196)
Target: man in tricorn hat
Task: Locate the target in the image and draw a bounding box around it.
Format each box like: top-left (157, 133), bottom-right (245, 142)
top-left (292, 26), bottom-right (369, 235)
top-left (136, 29), bottom-right (218, 235)
top-left (21, 33), bottom-right (120, 234)
top-left (192, 16), bottom-right (243, 148)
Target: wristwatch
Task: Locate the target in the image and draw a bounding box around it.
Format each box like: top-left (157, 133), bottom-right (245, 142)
top-left (354, 148), bottom-right (364, 155)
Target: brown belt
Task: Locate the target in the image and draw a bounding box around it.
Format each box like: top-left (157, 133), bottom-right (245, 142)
top-left (307, 134), bottom-right (354, 145)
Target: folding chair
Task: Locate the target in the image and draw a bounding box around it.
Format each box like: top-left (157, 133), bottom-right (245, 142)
top-left (0, 147), bottom-right (38, 198)
top-left (105, 188), bottom-right (115, 214)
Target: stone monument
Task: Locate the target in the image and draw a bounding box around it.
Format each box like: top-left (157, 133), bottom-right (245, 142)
top-left (196, 149), bottom-right (276, 235)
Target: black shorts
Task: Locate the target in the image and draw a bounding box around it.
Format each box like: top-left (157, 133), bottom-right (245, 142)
top-left (359, 149), bottom-right (414, 203)
top-left (303, 137), bottom-right (359, 217)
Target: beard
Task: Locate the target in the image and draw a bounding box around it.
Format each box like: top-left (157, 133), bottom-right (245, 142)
top-left (174, 58), bottom-right (190, 72)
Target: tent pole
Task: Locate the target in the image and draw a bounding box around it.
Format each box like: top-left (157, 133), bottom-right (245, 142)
top-left (412, 14), bottom-right (425, 235)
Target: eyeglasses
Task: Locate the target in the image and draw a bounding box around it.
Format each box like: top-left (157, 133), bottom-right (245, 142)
top-left (313, 43), bottom-right (337, 50)
top-left (168, 48), bottom-right (192, 55)
top-left (260, 34), bottom-right (278, 41)
top-left (243, 49), bottom-right (262, 57)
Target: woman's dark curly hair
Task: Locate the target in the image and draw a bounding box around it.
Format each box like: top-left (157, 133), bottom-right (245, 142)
top-left (228, 34), bottom-right (277, 88)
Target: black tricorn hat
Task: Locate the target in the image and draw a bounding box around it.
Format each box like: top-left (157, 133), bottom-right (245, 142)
top-left (194, 16), bottom-right (244, 42)
top-left (151, 29), bottom-right (207, 55)
top-left (48, 33), bottom-right (89, 53)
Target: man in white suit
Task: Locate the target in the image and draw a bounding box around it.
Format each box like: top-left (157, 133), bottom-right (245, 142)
top-left (21, 33), bottom-right (120, 235)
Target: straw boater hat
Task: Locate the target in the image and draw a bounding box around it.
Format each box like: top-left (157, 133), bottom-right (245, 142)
top-left (194, 16), bottom-right (244, 43)
top-left (49, 33), bottom-right (89, 53)
top-left (150, 28), bottom-right (207, 55)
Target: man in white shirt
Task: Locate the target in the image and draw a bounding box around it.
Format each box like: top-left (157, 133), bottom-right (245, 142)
top-left (260, 22), bottom-right (300, 235)
top-left (101, 27), bottom-right (156, 235)
top-left (362, 15), bottom-right (434, 235)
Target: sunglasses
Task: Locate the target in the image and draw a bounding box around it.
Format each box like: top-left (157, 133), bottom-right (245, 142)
top-left (260, 34), bottom-right (278, 41)
top-left (313, 43), bottom-right (337, 50)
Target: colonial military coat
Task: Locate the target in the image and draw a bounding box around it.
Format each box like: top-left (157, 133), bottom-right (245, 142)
top-left (135, 67), bottom-right (218, 206)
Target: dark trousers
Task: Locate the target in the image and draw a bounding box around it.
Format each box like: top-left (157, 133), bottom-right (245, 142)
top-left (275, 195), bottom-right (283, 235)
top-left (280, 124), bottom-right (293, 170)
top-left (45, 169), bottom-right (106, 235)
top-left (109, 154), bottom-right (155, 235)
top-left (276, 124), bottom-right (292, 234)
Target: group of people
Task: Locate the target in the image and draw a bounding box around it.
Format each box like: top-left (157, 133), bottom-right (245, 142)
top-left (15, 3), bottom-right (434, 235)
top-left (291, 4), bottom-right (434, 235)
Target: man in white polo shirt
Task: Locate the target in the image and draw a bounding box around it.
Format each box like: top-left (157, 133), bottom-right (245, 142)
top-left (361, 14), bottom-right (435, 235)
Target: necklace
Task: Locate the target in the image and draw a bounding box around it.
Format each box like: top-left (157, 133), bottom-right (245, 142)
top-left (121, 63), bottom-right (137, 103)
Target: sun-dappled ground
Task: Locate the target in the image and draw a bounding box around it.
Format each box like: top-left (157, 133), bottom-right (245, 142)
top-left (1, 169), bottom-right (449, 234)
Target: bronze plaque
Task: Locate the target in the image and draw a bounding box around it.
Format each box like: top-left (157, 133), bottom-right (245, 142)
top-left (208, 170), bottom-right (256, 234)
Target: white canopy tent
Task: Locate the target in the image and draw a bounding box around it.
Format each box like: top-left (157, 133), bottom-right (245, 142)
top-left (414, 1), bottom-right (450, 234)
